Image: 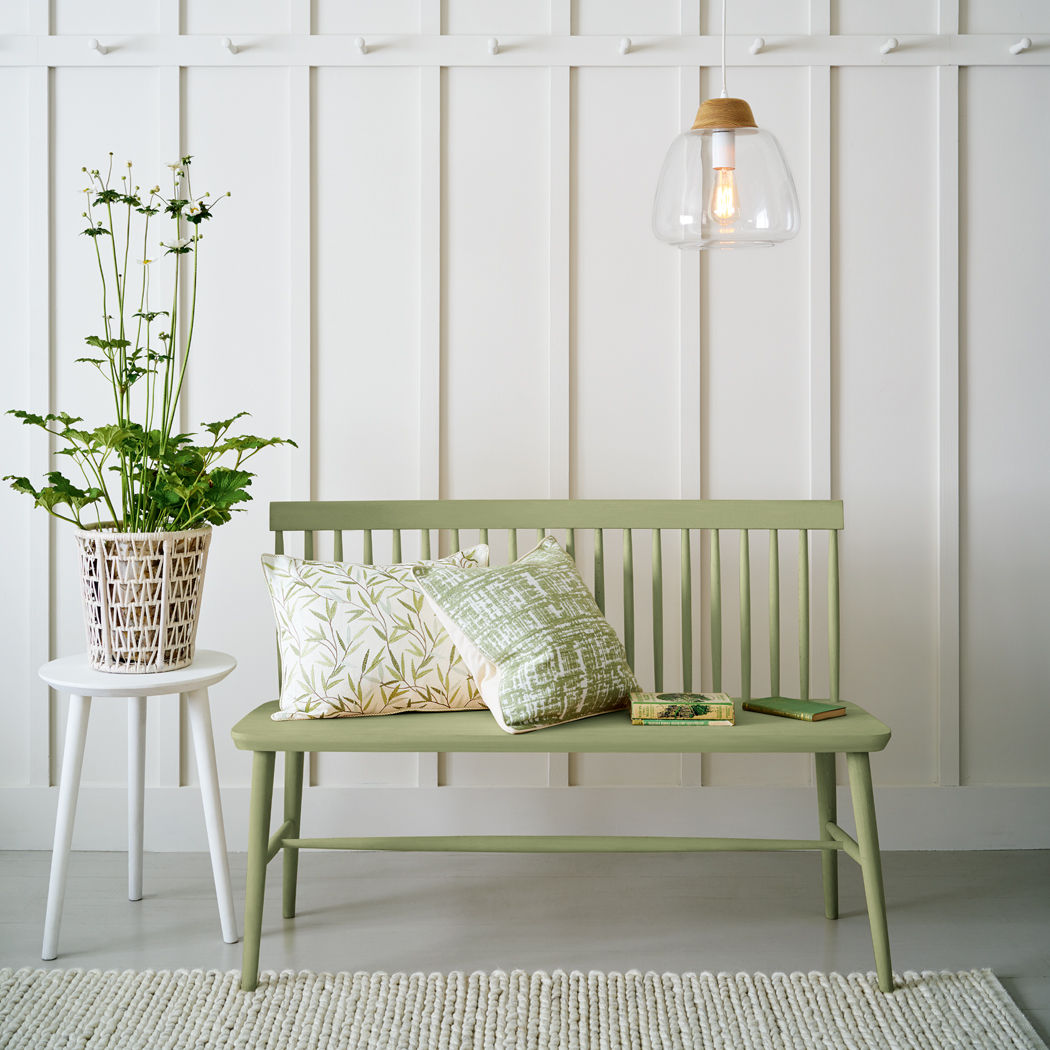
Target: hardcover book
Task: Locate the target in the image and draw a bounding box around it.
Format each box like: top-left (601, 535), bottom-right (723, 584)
top-left (741, 697), bottom-right (846, 721)
top-left (630, 692), bottom-right (734, 721)
top-left (630, 717), bottom-right (734, 726)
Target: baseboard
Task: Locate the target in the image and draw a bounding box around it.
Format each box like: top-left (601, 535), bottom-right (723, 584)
top-left (2, 783), bottom-right (1048, 851)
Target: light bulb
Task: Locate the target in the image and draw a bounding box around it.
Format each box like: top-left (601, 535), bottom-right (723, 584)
top-left (708, 129), bottom-right (739, 225)
top-left (709, 168), bottom-right (740, 224)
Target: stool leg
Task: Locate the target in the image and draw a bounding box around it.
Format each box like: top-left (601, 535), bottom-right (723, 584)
top-left (847, 751), bottom-right (894, 992)
top-left (282, 751), bottom-right (305, 919)
top-left (128, 696), bottom-right (147, 901)
top-left (185, 688), bottom-right (239, 944)
top-left (242, 750), bottom-right (275, 991)
top-left (42, 694), bottom-right (92, 960)
top-left (814, 752), bottom-right (839, 919)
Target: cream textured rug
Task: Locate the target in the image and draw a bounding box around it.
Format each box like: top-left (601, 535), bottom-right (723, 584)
top-left (0, 967), bottom-right (1045, 1050)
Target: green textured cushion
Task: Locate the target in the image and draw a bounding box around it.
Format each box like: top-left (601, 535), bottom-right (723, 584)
top-left (262, 546), bottom-right (488, 720)
top-left (413, 537), bottom-right (640, 733)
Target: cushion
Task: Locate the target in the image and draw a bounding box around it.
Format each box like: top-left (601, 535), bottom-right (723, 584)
top-left (413, 536), bottom-right (640, 733)
top-left (262, 545), bottom-right (489, 720)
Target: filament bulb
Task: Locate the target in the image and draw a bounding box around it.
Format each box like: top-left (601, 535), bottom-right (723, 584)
top-left (709, 129), bottom-right (740, 225)
top-left (710, 167), bottom-right (740, 224)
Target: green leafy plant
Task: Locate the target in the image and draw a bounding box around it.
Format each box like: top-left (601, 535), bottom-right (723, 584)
top-left (5, 155), bottom-right (295, 532)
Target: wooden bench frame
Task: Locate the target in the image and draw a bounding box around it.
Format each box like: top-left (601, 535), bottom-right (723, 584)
top-left (231, 500), bottom-right (893, 991)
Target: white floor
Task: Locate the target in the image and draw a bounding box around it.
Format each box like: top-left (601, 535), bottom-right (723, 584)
top-left (1, 849), bottom-right (1047, 1044)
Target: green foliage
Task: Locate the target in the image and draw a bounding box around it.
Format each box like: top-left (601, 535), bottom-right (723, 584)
top-left (6, 156), bottom-right (294, 532)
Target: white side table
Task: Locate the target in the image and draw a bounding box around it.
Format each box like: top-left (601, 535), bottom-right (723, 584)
top-left (38, 649), bottom-right (240, 959)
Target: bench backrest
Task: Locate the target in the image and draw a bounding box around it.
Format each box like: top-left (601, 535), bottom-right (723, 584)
top-left (269, 499), bottom-right (843, 703)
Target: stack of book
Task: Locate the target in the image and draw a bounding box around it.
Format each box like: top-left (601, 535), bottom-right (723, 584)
top-left (630, 692), bottom-right (735, 726)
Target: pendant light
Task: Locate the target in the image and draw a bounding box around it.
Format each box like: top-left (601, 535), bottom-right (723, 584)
top-left (652, 0), bottom-right (800, 250)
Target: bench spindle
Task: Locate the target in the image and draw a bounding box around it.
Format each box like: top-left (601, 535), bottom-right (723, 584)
top-left (739, 529), bottom-right (751, 702)
top-left (799, 529), bottom-right (810, 700)
top-left (652, 529), bottom-right (664, 691)
top-left (273, 533), bottom-right (285, 685)
top-left (681, 529), bottom-right (692, 690)
top-left (479, 527), bottom-right (489, 546)
top-left (567, 528), bottom-right (576, 560)
top-left (363, 530), bottom-right (373, 565)
top-left (391, 530), bottom-right (402, 563)
top-left (829, 529), bottom-right (840, 704)
top-left (593, 529), bottom-right (605, 614)
top-left (769, 529), bottom-right (780, 696)
top-left (420, 529), bottom-right (431, 559)
top-left (710, 529), bottom-right (722, 692)
top-left (304, 531), bottom-right (314, 560)
top-left (622, 529), bottom-right (635, 669)
top-left (451, 528), bottom-right (460, 552)
top-left (333, 530), bottom-right (343, 561)
top-left (508, 529), bottom-right (518, 562)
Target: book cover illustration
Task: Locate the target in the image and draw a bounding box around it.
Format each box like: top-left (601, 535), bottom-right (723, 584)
top-left (741, 697), bottom-right (846, 722)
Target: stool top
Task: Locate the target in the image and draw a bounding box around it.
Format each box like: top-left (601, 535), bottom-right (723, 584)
top-left (39, 649), bottom-right (237, 696)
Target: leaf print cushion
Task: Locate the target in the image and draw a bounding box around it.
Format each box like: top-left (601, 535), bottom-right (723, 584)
top-left (262, 545), bottom-right (489, 720)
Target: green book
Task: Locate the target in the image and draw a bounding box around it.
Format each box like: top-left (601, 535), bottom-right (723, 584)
top-left (631, 717), bottom-right (734, 726)
top-left (630, 691), bottom-right (734, 721)
top-left (742, 697), bottom-right (846, 721)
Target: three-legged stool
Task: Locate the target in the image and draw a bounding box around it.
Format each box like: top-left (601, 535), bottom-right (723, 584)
top-left (38, 649), bottom-right (239, 959)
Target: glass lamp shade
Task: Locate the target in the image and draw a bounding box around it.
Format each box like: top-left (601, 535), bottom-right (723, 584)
top-left (652, 120), bottom-right (800, 250)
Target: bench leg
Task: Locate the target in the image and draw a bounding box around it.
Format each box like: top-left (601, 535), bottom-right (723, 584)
top-left (847, 751), bottom-right (893, 992)
top-left (282, 751), bottom-right (305, 919)
top-left (241, 750), bottom-right (275, 991)
top-left (814, 752), bottom-right (839, 920)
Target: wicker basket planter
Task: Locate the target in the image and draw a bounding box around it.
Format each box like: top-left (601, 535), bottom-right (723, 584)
top-left (74, 525), bottom-right (212, 673)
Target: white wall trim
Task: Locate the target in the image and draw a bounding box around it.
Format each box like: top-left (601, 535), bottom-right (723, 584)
top-left (547, 62), bottom-right (570, 504)
top-left (4, 783), bottom-right (1048, 852)
top-left (936, 0), bottom-right (962, 790)
top-left (677, 0), bottom-right (702, 789)
top-left (4, 35), bottom-right (1050, 69)
top-left (27, 63), bottom-right (52, 790)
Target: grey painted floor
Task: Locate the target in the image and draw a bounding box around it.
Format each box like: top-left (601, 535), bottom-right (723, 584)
top-left (1, 849), bottom-right (1047, 1044)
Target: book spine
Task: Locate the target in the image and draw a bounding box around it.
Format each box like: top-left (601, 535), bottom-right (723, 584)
top-left (741, 703), bottom-right (813, 721)
top-left (631, 718), bottom-right (735, 726)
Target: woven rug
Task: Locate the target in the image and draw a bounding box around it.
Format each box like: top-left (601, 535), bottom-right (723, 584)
top-left (0, 967), bottom-right (1044, 1050)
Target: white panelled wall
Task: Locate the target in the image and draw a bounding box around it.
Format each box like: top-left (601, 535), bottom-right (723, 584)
top-left (1, 0), bottom-right (1048, 850)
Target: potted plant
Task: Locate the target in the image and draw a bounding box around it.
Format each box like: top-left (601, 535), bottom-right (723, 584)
top-left (5, 155), bottom-right (294, 673)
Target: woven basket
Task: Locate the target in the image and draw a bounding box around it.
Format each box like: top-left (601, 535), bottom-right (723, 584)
top-left (74, 525), bottom-right (212, 673)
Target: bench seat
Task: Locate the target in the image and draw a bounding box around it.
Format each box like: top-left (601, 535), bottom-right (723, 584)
top-left (232, 700), bottom-right (890, 755)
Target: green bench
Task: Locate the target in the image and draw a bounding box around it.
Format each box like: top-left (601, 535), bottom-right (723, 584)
top-left (231, 499), bottom-right (893, 991)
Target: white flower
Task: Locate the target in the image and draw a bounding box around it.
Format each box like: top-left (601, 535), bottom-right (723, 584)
top-left (185, 202), bottom-right (202, 217)
top-left (138, 258), bottom-right (153, 266)
top-left (166, 161), bottom-right (182, 170)
top-left (161, 237), bottom-right (192, 250)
